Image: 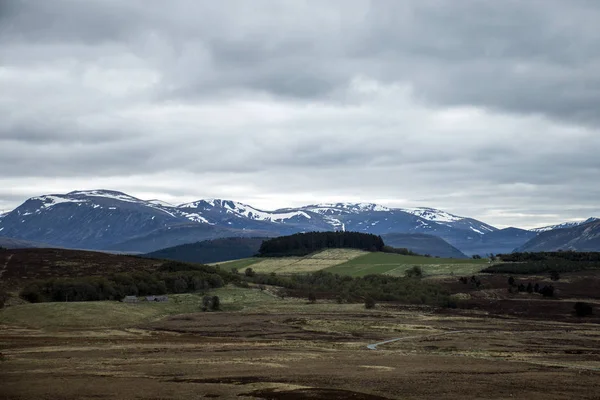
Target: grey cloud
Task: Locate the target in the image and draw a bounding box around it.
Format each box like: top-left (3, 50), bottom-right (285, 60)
top-left (1, 0), bottom-right (599, 228)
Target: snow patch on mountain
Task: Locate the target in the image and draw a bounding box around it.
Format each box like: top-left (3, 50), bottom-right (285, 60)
top-left (224, 202), bottom-right (311, 222)
top-left (401, 207), bottom-right (463, 223)
top-left (531, 217), bottom-right (599, 233)
top-left (306, 203), bottom-right (390, 214)
top-left (31, 195), bottom-right (88, 209)
top-left (68, 190), bottom-right (141, 203)
top-left (147, 199), bottom-right (174, 207)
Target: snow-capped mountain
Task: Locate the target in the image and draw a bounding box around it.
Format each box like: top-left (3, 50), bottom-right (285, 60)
top-left (518, 219), bottom-right (600, 252)
top-left (531, 217), bottom-right (599, 233)
top-left (0, 189), bottom-right (539, 254)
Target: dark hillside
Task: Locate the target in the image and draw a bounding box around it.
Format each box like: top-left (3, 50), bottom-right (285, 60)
top-left (381, 233), bottom-right (467, 258)
top-left (146, 237), bottom-right (267, 264)
top-left (516, 220), bottom-right (600, 252)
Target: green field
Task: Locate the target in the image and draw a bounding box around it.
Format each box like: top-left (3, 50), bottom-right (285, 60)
top-left (213, 257), bottom-right (261, 271)
top-left (0, 286), bottom-right (366, 330)
top-left (215, 249), bottom-right (367, 274)
top-left (325, 252), bottom-right (490, 277)
top-left (216, 250), bottom-right (488, 277)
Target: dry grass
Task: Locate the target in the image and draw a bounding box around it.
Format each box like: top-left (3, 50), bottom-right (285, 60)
top-left (2, 299), bottom-right (600, 400)
top-left (243, 249), bottom-right (368, 274)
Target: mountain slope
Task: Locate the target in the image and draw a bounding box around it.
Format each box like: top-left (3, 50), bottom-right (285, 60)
top-left (0, 236), bottom-right (51, 249)
top-left (461, 228), bottom-right (537, 256)
top-left (516, 220), bottom-right (600, 252)
top-left (531, 217), bottom-right (599, 233)
top-left (0, 190), bottom-right (189, 250)
top-left (380, 233), bottom-right (468, 258)
top-left (0, 189), bottom-right (524, 255)
top-left (145, 237), bottom-right (266, 264)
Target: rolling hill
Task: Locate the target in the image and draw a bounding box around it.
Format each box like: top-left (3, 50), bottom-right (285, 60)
top-left (146, 237), bottom-right (267, 264)
top-left (381, 233), bottom-right (467, 258)
top-left (0, 248), bottom-right (168, 289)
top-left (216, 248), bottom-right (488, 277)
top-left (0, 236), bottom-right (50, 249)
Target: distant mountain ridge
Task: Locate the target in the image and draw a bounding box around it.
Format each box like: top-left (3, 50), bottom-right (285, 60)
top-left (1, 189), bottom-right (594, 254)
top-left (530, 218), bottom-right (599, 233)
top-left (517, 220), bottom-right (600, 252)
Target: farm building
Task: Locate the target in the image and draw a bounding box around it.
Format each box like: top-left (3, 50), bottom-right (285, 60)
top-left (145, 295), bottom-right (169, 302)
top-left (122, 296), bottom-right (138, 303)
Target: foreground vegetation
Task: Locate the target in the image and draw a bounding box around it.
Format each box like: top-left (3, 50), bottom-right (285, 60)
top-left (19, 261), bottom-right (239, 303)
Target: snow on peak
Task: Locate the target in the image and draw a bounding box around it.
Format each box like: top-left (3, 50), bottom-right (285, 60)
top-left (31, 195), bottom-right (88, 209)
top-left (177, 198), bottom-right (311, 223)
top-left (401, 207), bottom-right (464, 223)
top-left (67, 190), bottom-right (142, 203)
top-left (306, 202), bottom-right (390, 214)
top-left (146, 199), bottom-right (174, 207)
top-left (531, 217), bottom-right (599, 233)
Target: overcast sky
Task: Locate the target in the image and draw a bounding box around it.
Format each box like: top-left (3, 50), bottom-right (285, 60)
top-left (1, 0), bottom-right (599, 228)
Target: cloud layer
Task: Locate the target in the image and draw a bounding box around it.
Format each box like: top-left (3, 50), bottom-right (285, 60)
top-left (1, 0), bottom-right (599, 228)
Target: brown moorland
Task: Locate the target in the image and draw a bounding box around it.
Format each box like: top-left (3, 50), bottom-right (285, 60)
top-left (1, 249), bottom-right (600, 399)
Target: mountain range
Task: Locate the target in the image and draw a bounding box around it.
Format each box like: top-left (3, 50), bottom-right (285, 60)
top-left (0, 189), bottom-right (597, 255)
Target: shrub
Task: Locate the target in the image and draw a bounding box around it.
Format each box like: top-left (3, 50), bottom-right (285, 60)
top-left (574, 302), bottom-right (593, 317)
top-left (540, 285), bottom-right (555, 297)
top-left (308, 292), bottom-right (317, 304)
top-left (202, 295), bottom-right (212, 311)
top-left (472, 254), bottom-right (482, 260)
top-left (405, 266), bottom-right (423, 278)
top-left (20, 285), bottom-right (44, 303)
top-left (508, 276), bottom-right (515, 286)
top-left (526, 282), bottom-right (533, 293)
top-left (211, 295), bottom-right (220, 311)
top-left (364, 296), bottom-right (376, 309)
top-left (550, 271), bottom-right (561, 281)
top-left (245, 268), bottom-right (255, 277)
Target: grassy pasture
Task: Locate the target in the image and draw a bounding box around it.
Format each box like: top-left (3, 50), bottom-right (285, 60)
top-left (219, 249), bottom-right (368, 274)
top-left (0, 293), bottom-right (216, 330)
top-left (325, 252), bottom-right (489, 277)
top-left (0, 286), bottom-right (365, 330)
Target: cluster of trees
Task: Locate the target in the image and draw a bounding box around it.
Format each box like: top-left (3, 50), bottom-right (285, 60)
top-left (497, 251), bottom-right (600, 262)
top-left (202, 295), bottom-right (220, 311)
top-left (248, 270), bottom-right (451, 306)
top-left (507, 276), bottom-right (555, 297)
top-left (458, 275), bottom-right (482, 288)
top-left (257, 231), bottom-right (385, 257)
top-left (482, 256), bottom-right (600, 275)
top-left (20, 261), bottom-right (238, 303)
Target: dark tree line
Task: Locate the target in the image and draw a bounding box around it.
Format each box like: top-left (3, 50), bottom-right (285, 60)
top-left (258, 231), bottom-right (385, 257)
top-left (483, 252), bottom-right (600, 275)
top-left (497, 251), bottom-right (600, 263)
top-left (20, 261), bottom-right (239, 303)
